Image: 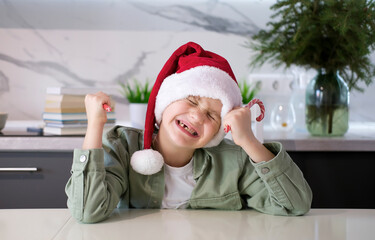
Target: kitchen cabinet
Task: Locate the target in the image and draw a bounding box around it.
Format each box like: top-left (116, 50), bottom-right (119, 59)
top-left (0, 151), bottom-right (73, 208)
top-left (1, 149), bottom-right (374, 209)
top-left (290, 151), bottom-right (375, 208)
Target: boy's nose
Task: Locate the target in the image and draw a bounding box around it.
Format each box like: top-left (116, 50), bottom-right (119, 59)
top-left (189, 108), bottom-right (205, 124)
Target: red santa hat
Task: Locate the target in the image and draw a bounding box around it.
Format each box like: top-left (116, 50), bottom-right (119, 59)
top-left (130, 42), bottom-right (242, 175)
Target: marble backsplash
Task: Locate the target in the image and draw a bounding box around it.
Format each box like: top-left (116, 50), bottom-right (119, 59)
top-left (0, 0), bottom-right (374, 124)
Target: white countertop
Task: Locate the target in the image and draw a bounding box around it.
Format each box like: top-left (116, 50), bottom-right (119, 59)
top-left (1, 208), bottom-right (374, 240)
top-left (1, 121), bottom-right (375, 151)
top-left (263, 122), bottom-right (375, 151)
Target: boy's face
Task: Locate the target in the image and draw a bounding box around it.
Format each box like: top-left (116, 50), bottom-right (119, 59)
top-left (159, 96), bottom-right (223, 149)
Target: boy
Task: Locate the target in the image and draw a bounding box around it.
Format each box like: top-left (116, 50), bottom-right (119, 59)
top-left (66, 42), bottom-right (312, 223)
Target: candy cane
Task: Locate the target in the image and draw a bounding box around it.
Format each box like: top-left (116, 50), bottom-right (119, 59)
top-left (224, 98), bottom-right (265, 133)
top-left (103, 103), bottom-right (112, 112)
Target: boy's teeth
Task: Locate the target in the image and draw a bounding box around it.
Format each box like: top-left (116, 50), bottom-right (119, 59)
top-left (178, 121), bottom-right (197, 136)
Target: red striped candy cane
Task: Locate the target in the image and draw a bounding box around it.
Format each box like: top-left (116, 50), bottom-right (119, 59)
top-left (224, 98), bottom-right (265, 133)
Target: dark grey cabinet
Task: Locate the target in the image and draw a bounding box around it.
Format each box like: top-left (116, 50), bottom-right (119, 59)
top-left (1, 150), bottom-right (374, 209)
top-left (290, 151), bottom-right (375, 209)
top-left (0, 151), bottom-right (73, 208)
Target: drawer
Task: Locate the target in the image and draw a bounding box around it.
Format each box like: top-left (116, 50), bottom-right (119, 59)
top-left (0, 151), bottom-right (73, 208)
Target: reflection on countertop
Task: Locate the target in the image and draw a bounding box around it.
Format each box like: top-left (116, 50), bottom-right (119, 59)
top-left (1, 208), bottom-right (375, 240)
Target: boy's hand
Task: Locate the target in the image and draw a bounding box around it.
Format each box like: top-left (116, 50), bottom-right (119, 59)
top-left (85, 91), bottom-right (111, 126)
top-left (224, 105), bottom-right (275, 163)
top-left (223, 106), bottom-right (257, 148)
top-left (82, 91), bottom-right (111, 149)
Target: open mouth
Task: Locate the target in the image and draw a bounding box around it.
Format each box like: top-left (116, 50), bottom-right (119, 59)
top-left (177, 120), bottom-right (198, 137)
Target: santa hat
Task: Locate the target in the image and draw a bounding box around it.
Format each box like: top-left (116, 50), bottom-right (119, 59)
top-left (130, 42), bottom-right (242, 175)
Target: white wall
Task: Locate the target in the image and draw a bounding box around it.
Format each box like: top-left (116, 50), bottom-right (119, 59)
top-left (0, 0), bottom-right (374, 123)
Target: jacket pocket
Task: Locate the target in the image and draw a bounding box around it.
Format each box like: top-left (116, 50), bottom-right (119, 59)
top-left (189, 191), bottom-right (242, 210)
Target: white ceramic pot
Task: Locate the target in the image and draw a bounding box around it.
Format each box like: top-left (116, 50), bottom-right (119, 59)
top-left (129, 103), bottom-right (148, 129)
top-left (0, 112), bottom-right (8, 131)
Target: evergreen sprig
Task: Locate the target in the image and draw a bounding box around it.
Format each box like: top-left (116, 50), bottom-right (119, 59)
top-left (247, 0), bottom-right (375, 91)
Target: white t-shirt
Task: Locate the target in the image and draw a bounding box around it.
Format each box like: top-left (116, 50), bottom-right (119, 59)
top-left (161, 158), bottom-right (196, 209)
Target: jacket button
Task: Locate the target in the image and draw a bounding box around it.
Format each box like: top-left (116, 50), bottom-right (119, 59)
top-left (261, 167), bottom-right (270, 174)
top-left (79, 155), bottom-right (87, 163)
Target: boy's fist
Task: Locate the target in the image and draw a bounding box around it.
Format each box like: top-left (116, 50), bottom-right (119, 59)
top-left (85, 91), bottom-right (112, 125)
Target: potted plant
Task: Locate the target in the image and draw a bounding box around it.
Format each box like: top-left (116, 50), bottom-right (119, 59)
top-left (119, 79), bottom-right (152, 129)
top-left (247, 0), bottom-right (375, 136)
top-left (239, 79), bottom-right (261, 105)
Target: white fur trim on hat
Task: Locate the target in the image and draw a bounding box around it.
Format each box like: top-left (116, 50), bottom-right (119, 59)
top-left (130, 149), bottom-right (164, 175)
top-left (155, 65), bottom-right (242, 148)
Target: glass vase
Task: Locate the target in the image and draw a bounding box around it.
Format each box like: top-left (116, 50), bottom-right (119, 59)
top-left (305, 69), bottom-right (349, 136)
top-left (270, 103), bottom-right (296, 132)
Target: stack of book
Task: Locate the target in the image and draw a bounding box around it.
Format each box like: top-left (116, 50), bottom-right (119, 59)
top-left (43, 87), bottom-right (116, 135)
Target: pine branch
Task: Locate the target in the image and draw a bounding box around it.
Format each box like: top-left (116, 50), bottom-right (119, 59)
top-left (247, 0), bottom-right (375, 91)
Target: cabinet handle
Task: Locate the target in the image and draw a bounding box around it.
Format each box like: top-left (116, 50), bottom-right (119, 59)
top-left (0, 167), bottom-right (38, 172)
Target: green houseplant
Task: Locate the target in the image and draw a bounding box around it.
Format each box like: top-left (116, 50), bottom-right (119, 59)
top-left (239, 79), bottom-right (261, 105)
top-left (119, 79), bottom-right (153, 129)
top-left (119, 79), bottom-right (152, 103)
top-left (247, 0), bottom-right (375, 136)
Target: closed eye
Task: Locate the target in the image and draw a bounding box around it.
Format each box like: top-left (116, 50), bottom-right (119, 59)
top-left (187, 98), bottom-right (198, 106)
top-left (208, 112), bottom-right (221, 123)
top-left (207, 112), bottom-right (215, 120)
top-left (186, 96), bottom-right (220, 123)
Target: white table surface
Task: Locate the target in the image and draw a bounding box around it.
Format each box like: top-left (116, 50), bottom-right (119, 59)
top-left (1, 209), bottom-right (375, 240)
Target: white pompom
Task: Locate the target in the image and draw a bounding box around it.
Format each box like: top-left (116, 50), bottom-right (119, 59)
top-left (130, 149), bottom-right (164, 175)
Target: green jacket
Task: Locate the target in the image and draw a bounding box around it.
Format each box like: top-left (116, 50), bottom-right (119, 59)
top-left (65, 126), bottom-right (312, 223)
